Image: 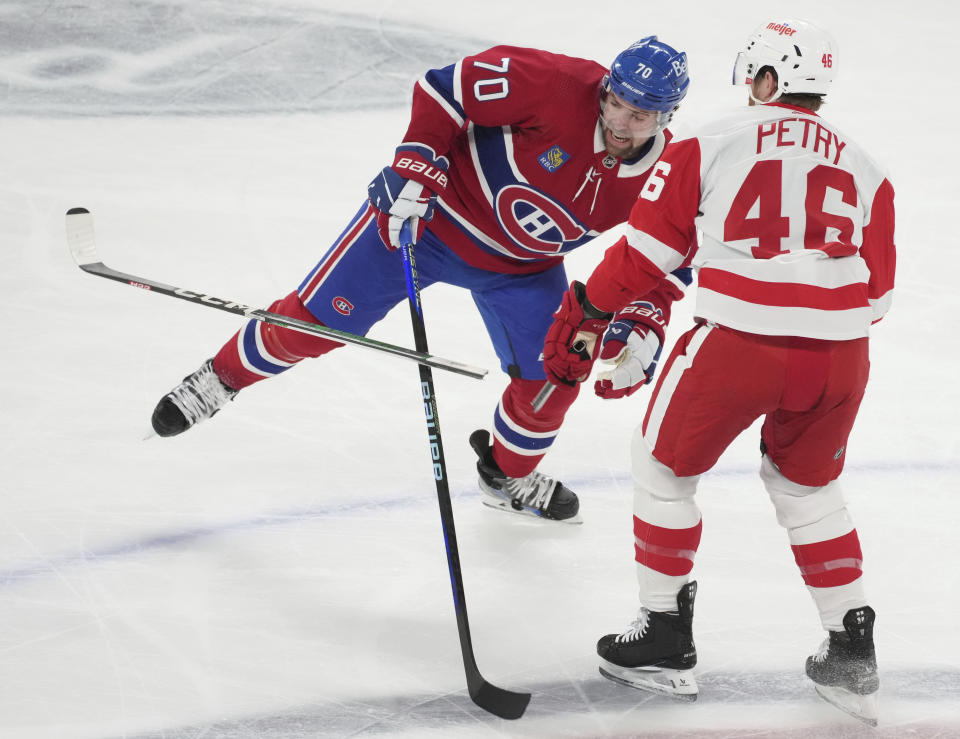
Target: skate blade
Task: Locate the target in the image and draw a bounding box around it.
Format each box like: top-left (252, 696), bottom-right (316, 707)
top-left (480, 491), bottom-right (583, 525)
top-left (599, 661), bottom-right (698, 701)
top-left (814, 684), bottom-right (878, 727)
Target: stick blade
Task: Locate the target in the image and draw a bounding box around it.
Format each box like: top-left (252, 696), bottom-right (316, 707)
top-left (65, 207), bottom-right (99, 267)
top-left (468, 678), bottom-right (531, 720)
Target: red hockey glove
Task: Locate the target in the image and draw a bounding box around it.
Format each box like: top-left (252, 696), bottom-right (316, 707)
top-left (543, 281), bottom-right (614, 386)
top-left (367, 147), bottom-right (449, 249)
top-left (594, 300), bottom-right (665, 399)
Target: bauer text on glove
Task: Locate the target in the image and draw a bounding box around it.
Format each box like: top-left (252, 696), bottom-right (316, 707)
top-left (594, 300), bottom-right (665, 399)
top-left (367, 147), bottom-right (449, 249)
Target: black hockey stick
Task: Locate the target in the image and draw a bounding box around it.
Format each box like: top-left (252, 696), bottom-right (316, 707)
top-left (398, 220), bottom-right (531, 720)
top-left (64, 208), bottom-right (487, 380)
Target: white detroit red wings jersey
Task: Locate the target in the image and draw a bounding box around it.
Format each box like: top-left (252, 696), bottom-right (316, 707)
top-left (586, 102), bottom-right (896, 340)
top-left (402, 46), bottom-right (672, 274)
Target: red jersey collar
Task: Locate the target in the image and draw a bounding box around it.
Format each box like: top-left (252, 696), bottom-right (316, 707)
top-left (765, 101), bottom-right (820, 117)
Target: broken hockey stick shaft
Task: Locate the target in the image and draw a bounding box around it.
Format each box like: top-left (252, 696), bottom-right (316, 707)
top-left (531, 335), bottom-right (595, 412)
top-left (398, 221), bottom-right (531, 720)
top-left (64, 208), bottom-right (486, 380)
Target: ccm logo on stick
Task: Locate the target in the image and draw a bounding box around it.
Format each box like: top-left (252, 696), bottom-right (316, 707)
top-left (173, 288), bottom-right (251, 310)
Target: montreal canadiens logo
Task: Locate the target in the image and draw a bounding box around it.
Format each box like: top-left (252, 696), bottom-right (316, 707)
top-left (494, 184), bottom-right (587, 255)
top-left (332, 296), bottom-right (354, 315)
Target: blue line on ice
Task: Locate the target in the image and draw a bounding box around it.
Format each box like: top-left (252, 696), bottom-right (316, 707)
top-left (1, 460), bottom-right (954, 588)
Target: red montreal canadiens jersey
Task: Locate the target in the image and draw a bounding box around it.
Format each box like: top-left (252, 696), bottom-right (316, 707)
top-left (586, 103), bottom-right (896, 340)
top-left (402, 46), bottom-right (672, 274)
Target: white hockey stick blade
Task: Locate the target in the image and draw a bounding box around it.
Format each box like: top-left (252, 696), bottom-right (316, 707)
top-left (599, 661), bottom-right (698, 701)
top-left (66, 207), bottom-right (98, 266)
top-left (814, 684), bottom-right (879, 727)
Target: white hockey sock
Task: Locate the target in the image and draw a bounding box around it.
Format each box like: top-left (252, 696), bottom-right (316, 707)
top-left (632, 436), bottom-right (701, 612)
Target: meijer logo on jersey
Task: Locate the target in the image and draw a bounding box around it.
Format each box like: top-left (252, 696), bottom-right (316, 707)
top-left (766, 22), bottom-right (797, 36)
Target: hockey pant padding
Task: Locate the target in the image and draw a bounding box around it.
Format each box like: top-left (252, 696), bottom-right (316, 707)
top-left (761, 454), bottom-right (866, 630)
top-left (632, 431), bottom-right (702, 612)
top-left (213, 291), bottom-right (343, 390)
top-left (491, 378), bottom-right (578, 479)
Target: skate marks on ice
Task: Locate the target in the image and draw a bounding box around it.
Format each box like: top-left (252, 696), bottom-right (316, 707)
top-left (0, 0), bottom-right (486, 116)
top-left (122, 667), bottom-right (960, 738)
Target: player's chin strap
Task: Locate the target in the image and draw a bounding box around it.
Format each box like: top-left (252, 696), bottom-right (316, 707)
top-left (397, 220), bottom-right (531, 720)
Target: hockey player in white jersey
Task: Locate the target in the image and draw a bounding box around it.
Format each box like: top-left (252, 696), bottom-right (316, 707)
top-left (543, 19), bottom-right (894, 725)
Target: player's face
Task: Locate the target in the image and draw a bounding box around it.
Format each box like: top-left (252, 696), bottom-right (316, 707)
top-left (600, 93), bottom-right (660, 158)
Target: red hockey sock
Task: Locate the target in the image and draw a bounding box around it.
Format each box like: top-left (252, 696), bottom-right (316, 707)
top-left (634, 515), bottom-right (702, 576)
top-left (491, 378), bottom-right (578, 478)
top-left (213, 291), bottom-right (343, 390)
top-left (791, 529), bottom-right (864, 588)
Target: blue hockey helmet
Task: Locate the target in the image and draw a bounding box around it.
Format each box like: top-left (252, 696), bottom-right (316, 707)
top-left (607, 36), bottom-right (690, 115)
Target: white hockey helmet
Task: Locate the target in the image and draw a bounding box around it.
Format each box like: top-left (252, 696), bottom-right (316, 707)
top-left (732, 19), bottom-right (837, 100)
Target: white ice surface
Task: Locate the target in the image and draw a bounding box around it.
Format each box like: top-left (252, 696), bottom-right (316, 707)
top-left (1, 1), bottom-right (958, 737)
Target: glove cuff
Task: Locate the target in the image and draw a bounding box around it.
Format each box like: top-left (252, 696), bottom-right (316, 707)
top-left (572, 281), bottom-right (614, 322)
top-left (392, 146), bottom-right (449, 194)
top-left (613, 299), bottom-right (667, 346)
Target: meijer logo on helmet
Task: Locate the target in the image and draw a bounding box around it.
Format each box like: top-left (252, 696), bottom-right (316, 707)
top-left (766, 22), bottom-right (797, 37)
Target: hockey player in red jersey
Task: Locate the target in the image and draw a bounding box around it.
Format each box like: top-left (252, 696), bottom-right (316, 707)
top-left (150, 38), bottom-right (691, 523)
top-left (544, 19), bottom-right (892, 723)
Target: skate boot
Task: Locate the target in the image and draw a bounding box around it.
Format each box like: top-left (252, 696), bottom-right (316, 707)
top-left (597, 581), bottom-right (698, 700)
top-left (468, 429), bottom-right (580, 523)
top-left (151, 359), bottom-right (238, 437)
top-left (806, 606), bottom-right (879, 726)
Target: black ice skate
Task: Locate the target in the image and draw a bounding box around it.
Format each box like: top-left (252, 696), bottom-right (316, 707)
top-left (597, 581), bottom-right (698, 701)
top-left (151, 359), bottom-right (238, 437)
top-left (806, 606), bottom-right (879, 726)
top-left (468, 429), bottom-right (581, 523)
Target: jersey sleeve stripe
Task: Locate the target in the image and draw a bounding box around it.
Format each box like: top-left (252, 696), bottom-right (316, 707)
top-left (500, 125), bottom-right (528, 184)
top-left (869, 290), bottom-right (893, 323)
top-left (417, 72), bottom-right (465, 128)
top-left (466, 124), bottom-right (495, 204)
top-left (625, 225), bottom-right (687, 275)
top-left (667, 267), bottom-right (694, 291)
